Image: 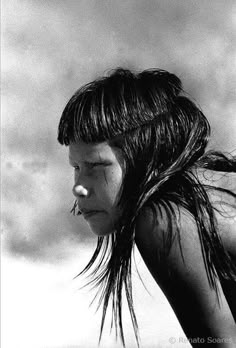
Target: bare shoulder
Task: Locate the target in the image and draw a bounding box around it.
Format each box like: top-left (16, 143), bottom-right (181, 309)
top-left (135, 203), bottom-right (205, 278)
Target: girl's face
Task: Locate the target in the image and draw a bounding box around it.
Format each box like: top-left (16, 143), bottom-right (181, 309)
top-left (69, 140), bottom-right (124, 236)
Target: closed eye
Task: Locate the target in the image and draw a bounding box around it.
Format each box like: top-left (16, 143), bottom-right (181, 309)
top-left (86, 162), bottom-right (105, 169)
top-left (71, 161), bottom-right (110, 171)
top-left (72, 163), bottom-right (102, 171)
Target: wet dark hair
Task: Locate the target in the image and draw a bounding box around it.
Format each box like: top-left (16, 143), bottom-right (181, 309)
top-left (58, 68), bottom-right (236, 346)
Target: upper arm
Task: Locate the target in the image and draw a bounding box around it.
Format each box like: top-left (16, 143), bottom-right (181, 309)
top-left (135, 205), bottom-right (236, 344)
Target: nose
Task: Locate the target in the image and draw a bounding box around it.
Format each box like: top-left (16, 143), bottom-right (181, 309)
top-left (72, 184), bottom-right (89, 198)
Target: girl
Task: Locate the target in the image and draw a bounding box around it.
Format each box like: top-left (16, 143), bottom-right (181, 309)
top-left (58, 68), bottom-right (236, 347)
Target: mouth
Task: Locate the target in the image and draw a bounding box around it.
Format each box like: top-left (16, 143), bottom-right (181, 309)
top-left (81, 210), bottom-right (103, 220)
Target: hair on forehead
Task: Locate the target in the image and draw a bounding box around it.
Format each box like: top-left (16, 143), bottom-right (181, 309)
top-left (58, 68), bottom-right (182, 145)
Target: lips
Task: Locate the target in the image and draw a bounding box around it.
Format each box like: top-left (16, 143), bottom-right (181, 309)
top-left (80, 208), bottom-right (103, 219)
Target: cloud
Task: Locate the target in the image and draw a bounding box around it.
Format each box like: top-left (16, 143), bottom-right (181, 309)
top-left (2, 0), bottom-right (236, 262)
top-left (2, 153), bottom-right (94, 262)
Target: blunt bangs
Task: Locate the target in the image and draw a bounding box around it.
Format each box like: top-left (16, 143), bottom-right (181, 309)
top-left (58, 68), bottom-right (183, 146)
top-left (58, 70), bottom-right (138, 145)
top-left (58, 83), bottom-right (119, 145)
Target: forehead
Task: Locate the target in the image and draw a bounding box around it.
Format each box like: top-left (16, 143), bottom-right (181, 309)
top-left (69, 140), bottom-right (118, 160)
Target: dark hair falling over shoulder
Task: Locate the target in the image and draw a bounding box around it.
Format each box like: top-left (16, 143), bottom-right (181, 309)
top-left (58, 68), bottom-right (236, 347)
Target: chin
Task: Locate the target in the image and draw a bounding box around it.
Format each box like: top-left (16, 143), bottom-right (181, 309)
top-left (88, 222), bottom-right (115, 237)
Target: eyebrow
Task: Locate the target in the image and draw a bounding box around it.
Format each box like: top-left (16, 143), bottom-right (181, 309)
top-left (69, 157), bottom-right (110, 165)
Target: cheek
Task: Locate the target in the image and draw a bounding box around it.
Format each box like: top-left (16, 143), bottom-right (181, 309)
top-left (107, 169), bottom-right (123, 202)
top-left (99, 168), bottom-right (123, 203)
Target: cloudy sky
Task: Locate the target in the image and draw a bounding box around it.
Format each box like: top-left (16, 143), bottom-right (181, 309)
top-left (2, 0), bottom-right (236, 347)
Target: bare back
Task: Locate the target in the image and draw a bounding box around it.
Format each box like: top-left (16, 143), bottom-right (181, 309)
top-left (197, 169), bottom-right (236, 258)
top-left (197, 168), bottom-right (236, 322)
top-left (135, 168), bottom-right (236, 345)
